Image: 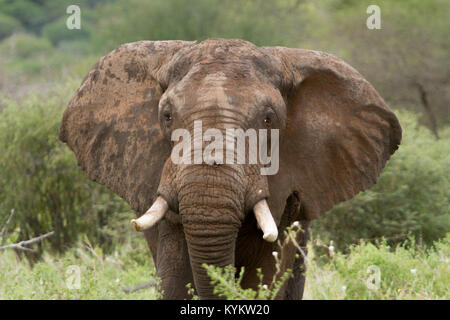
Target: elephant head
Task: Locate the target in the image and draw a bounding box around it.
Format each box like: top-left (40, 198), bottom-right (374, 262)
top-left (60, 39), bottom-right (401, 299)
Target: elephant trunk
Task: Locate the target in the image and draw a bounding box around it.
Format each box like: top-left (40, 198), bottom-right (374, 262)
top-left (183, 219), bottom-right (237, 299)
top-left (144, 155), bottom-right (276, 299)
top-left (178, 164), bottom-right (244, 299)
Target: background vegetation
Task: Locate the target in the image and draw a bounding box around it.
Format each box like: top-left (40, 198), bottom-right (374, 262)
top-left (0, 0), bottom-right (448, 299)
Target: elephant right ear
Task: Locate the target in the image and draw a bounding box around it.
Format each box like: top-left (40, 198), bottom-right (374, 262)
top-left (263, 47), bottom-right (402, 221)
top-left (59, 41), bottom-right (195, 214)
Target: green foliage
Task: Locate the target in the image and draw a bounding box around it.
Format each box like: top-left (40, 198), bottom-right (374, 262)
top-left (90, 0), bottom-right (304, 52)
top-left (204, 264), bottom-right (291, 300)
top-left (0, 85), bottom-right (133, 254)
top-left (312, 111), bottom-right (450, 251)
top-left (305, 235), bottom-right (450, 299)
top-left (0, 0), bottom-right (46, 31)
top-left (0, 33), bottom-right (56, 75)
top-left (0, 236), bottom-right (160, 299)
top-left (0, 13), bottom-right (22, 39)
top-left (0, 227), bottom-right (448, 299)
top-left (0, 0), bottom-right (105, 36)
top-left (314, 0), bottom-right (450, 128)
top-left (198, 232), bottom-right (450, 300)
top-left (0, 32), bottom-right (53, 59)
top-left (41, 17), bottom-right (90, 46)
top-left (204, 223), bottom-right (304, 300)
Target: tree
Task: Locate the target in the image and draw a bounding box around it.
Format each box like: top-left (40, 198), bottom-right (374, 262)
top-left (306, 0), bottom-right (450, 136)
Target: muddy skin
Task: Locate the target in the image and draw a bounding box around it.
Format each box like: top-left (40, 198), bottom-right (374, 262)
top-left (60, 38), bottom-right (401, 299)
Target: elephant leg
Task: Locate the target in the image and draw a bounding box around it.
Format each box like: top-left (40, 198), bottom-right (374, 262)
top-left (237, 194), bottom-right (310, 300)
top-left (277, 193), bottom-right (310, 300)
top-left (235, 219), bottom-right (296, 298)
top-left (284, 220), bottom-right (310, 300)
top-left (155, 218), bottom-right (194, 299)
top-left (236, 212), bottom-right (276, 290)
top-left (236, 230), bottom-right (302, 300)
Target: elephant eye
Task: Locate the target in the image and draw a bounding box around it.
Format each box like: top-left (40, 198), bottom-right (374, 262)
top-left (263, 112), bottom-right (274, 127)
top-left (163, 111), bottom-right (172, 122)
top-left (262, 105), bottom-right (280, 128)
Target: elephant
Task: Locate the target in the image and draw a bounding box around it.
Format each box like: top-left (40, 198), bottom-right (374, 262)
top-left (59, 38), bottom-right (402, 300)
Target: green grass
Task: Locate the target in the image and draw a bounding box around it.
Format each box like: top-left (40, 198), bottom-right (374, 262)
top-left (303, 235), bottom-right (449, 300)
top-left (0, 236), bottom-right (160, 299)
top-left (1, 233), bottom-right (448, 299)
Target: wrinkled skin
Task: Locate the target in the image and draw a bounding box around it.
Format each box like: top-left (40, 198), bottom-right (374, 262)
top-left (60, 39), bottom-right (401, 299)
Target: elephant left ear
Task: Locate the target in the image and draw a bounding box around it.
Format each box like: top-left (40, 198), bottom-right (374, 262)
top-left (264, 47), bottom-right (402, 220)
top-left (59, 41), bottom-right (195, 214)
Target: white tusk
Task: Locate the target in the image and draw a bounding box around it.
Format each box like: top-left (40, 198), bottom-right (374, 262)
top-left (131, 196), bottom-right (168, 232)
top-left (253, 199), bottom-right (278, 242)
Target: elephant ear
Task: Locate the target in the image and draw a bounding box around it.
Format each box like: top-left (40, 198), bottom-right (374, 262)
top-left (265, 48), bottom-right (402, 220)
top-left (60, 41), bottom-right (194, 214)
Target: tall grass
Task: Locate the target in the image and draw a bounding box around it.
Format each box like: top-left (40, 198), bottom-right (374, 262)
top-left (303, 235), bottom-right (449, 300)
top-left (1, 232), bottom-right (447, 299)
top-left (0, 235), bottom-right (160, 299)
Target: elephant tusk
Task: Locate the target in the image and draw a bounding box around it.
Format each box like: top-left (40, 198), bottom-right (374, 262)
top-left (253, 199), bottom-right (278, 242)
top-left (131, 196), bottom-right (168, 231)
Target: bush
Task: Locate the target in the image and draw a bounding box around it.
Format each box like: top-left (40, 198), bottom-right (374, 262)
top-left (312, 111), bottom-right (450, 251)
top-left (202, 228), bottom-right (449, 300)
top-left (91, 0), bottom-right (304, 52)
top-left (0, 236), bottom-right (159, 299)
top-left (0, 33), bottom-right (53, 59)
top-left (0, 0), bottom-right (46, 31)
top-left (305, 235), bottom-right (450, 300)
top-left (0, 14), bottom-right (22, 40)
top-left (41, 17), bottom-right (90, 46)
top-left (0, 84), bottom-right (133, 254)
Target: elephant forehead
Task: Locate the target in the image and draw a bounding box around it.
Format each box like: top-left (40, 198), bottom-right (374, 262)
top-left (195, 72), bottom-right (229, 106)
top-left (192, 38), bottom-right (259, 59)
top-left (168, 71), bottom-right (262, 118)
top-left (166, 38), bottom-right (278, 83)
top-left (192, 39), bottom-right (284, 83)
top-left (202, 71), bottom-right (228, 84)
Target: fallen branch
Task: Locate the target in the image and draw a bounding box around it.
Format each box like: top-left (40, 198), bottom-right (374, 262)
top-left (0, 209), bottom-right (15, 246)
top-left (123, 281), bottom-right (156, 294)
top-left (0, 231), bottom-right (54, 252)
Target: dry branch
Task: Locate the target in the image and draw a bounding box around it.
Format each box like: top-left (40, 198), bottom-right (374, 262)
top-left (0, 209), bottom-right (15, 245)
top-left (0, 231), bottom-right (54, 252)
top-left (123, 281), bottom-right (156, 294)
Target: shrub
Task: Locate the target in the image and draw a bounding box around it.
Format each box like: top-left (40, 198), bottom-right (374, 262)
top-left (0, 84), bottom-right (133, 254)
top-left (204, 264), bottom-right (291, 300)
top-left (312, 111), bottom-right (450, 251)
top-left (0, 236), bottom-right (159, 299)
top-left (0, 14), bottom-right (22, 40)
top-left (0, 0), bottom-right (46, 31)
top-left (305, 235), bottom-right (450, 300)
top-left (41, 18), bottom-right (90, 46)
top-left (0, 33), bottom-right (53, 59)
top-left (202, 227), bottom-right (449, 300)
top-left (91, 0), bottom-right (304, 52)
top-left (204, 224), bottom-right (302, 300)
